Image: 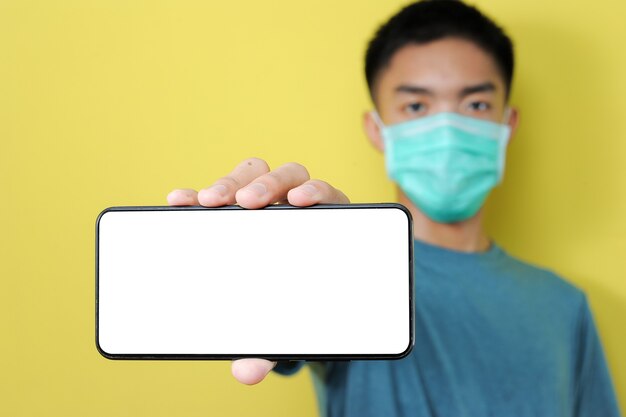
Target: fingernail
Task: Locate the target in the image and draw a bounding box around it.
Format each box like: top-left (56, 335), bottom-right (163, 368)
top-left (300, 184), bottom-right (318, 197)
top-left (246, 183), bottom-right (267, 197)
top-left (210, 184), bottom-right (228, 197)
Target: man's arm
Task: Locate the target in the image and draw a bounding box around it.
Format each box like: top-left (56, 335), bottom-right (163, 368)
top-left (574, 296), bottom-right (621, 417)
top-left (167, 157), bottom-right (349, 385)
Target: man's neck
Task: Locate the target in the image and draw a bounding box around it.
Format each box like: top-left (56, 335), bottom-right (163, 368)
top-left (397, 191), bottom-right (491, 253)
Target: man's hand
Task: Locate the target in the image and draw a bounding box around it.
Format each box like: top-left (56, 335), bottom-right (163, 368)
top-left (166, 157), bottom-right (349, 385)
top-left (167, 157), bottom-right (349, 210)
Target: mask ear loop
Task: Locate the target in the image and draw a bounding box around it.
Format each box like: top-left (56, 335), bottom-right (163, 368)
top-left (502, 107), bottom-right (512, 125)
top-left (497, 107), bottom-right (513, 184)
top-left (370, 110), bottom-right (391, 159)
top-left (370, 110), bottom-right (386, 129)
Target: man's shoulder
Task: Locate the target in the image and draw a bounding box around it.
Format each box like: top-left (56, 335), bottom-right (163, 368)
top-left (496, 245), bottom-right (586, 306)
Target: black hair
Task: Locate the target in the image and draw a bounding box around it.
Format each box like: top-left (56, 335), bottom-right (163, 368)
top-left (365, 0), bottom-right (514, 99)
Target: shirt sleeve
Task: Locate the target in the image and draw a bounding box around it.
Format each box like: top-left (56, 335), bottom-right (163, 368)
top-left (574, 295), bottom-right (622, 417)
top-left (273, 361), bottom-right (306, 376)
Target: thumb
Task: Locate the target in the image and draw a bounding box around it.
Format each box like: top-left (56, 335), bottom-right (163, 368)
top-left (231, 358), bottom-right (277, 385)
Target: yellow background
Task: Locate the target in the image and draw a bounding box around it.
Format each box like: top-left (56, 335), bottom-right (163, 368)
top-left (1, 0), bottom-right (624, 415)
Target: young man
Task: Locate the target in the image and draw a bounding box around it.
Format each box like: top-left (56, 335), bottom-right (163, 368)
top-left (167, 1), bottom-right (620, 415)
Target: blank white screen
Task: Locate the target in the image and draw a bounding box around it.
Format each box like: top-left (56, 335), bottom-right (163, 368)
top-left (97, 206), bottom-right (411, 357)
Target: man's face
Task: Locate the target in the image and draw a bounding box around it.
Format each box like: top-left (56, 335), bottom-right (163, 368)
top-left (362, 36), bottom-right (519, 224)
top-left (365, 37), bottom-right (516, 145)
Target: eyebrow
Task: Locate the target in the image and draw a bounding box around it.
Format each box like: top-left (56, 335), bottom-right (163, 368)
top-left (459, 82), bottom-right (496, 97)
top-left (394, 81), bottom-right (497, 97)
top-left (395, 85), bottom-right (433, 96)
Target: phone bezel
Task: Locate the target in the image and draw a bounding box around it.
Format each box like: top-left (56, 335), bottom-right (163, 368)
top-left (95, 203), bottom-right (414, 361)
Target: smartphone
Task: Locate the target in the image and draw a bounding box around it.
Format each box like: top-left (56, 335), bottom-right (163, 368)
top-left (96, 204), bottom-right (414, 360)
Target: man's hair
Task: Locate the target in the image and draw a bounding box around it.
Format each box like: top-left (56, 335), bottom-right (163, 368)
top-left (365, 0), bottom-right (514, 100)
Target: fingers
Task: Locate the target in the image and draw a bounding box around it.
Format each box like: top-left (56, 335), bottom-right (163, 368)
top-left (287, 179), bottom-right (350, 206)
top-left (168, 157), bottom-right (349, 210)
top-left (198, 157), bottom-right (271, 207)
top-left (235, 162), bottom-right (310, 209)
top-left (231, 358), bottom-right (277, 385)
top-left (167, 188), bottom-right (199, 206)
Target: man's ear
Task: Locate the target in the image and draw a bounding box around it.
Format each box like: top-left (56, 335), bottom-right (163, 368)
top-left (363, 111), bottom-right (385, 152)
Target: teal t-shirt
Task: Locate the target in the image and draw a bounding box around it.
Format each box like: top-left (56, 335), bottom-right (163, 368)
top-left (274, 239), bottom-right (621, 417)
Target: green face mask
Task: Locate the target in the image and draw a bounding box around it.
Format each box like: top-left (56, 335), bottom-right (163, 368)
top-left (377, 112), bottom-right (511, 223)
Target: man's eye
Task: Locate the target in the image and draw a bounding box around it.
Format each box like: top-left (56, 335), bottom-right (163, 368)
top-left (405, 102), bottom-right (426, 114)
top-left (468, 101), bottom-right (491, 111)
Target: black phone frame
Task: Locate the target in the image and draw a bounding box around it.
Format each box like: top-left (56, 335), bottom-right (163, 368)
top-left (95, 203), bottom-right (414, 361)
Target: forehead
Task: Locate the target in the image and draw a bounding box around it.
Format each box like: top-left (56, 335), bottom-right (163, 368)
top-left (374, 37), bottom-right (505, 99)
